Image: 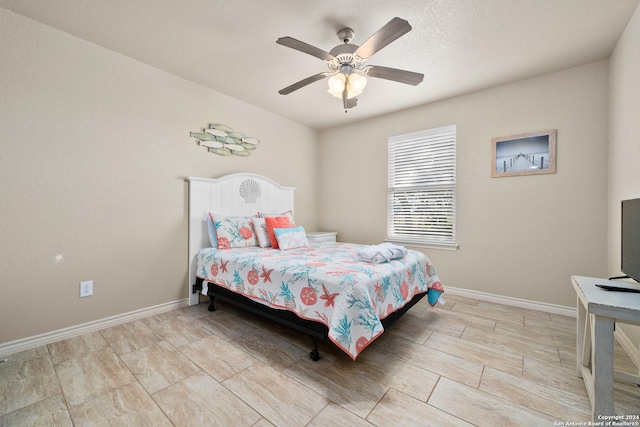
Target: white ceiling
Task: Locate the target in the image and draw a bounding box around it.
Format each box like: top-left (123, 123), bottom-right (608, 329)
top-left (1, 0), bottom-right (638, 130)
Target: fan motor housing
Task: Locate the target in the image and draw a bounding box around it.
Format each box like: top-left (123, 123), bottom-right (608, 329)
top-left (329, 43), bottom-right (358, 57)
top-left (328, 43), bottom-right (363, 72)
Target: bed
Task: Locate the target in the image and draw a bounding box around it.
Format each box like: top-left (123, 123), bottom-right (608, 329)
top-left (187, 173), bottom-right (444, 360)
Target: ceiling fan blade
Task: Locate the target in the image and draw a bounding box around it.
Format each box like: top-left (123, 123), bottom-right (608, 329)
top-left (278, 72), bottom-right (330, 95)
top-left (364, 65), bottom-right (424, 85)
top-left (276, 37), bottom-right (336, 62)
top-left (354, 17), bottom-right (412, 60)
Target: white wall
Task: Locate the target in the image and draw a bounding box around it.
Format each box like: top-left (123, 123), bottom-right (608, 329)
top-left (0, 8), bottom-right (318, 344)
top-left (318, 61), bottom-right (610, 308)
top-left (608, 4), bottom-right (640, 348)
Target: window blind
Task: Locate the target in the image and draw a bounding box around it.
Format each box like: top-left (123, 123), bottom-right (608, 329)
top-left (388, 125), bottom-right (457, 248)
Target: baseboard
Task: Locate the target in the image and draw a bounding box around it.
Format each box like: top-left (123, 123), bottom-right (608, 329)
top-left (443, 286), bottom-right (576, 317)
top-left (0, 299), bottom-right (189, 359)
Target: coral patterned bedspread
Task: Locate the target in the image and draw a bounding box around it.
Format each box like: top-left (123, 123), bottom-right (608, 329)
top-left (196, 242), bottom-right (444, 360)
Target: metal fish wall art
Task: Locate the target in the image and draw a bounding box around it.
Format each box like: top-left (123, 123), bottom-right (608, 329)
top-left (190, 123), bottom-right (260, 156)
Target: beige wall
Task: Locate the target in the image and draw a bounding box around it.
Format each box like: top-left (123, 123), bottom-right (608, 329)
top-left (608, 4), bottom-right (640, 347)
top-left (2, 3), bottom-right (637, 349)
top-left (318, 61), bottom-right (610, 308)
top-left (0, 8), bottom-right (318, 344)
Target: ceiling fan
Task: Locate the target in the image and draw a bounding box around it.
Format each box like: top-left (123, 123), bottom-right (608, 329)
top-left (276, 17), bottom-right (424, 111)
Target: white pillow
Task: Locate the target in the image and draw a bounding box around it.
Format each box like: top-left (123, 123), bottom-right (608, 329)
top-left (252, 217), bottom-right (271, 248)
top-left (274, 226), bottom-right (308, 250)
top-left (258, 210), bottom-right (295, 224)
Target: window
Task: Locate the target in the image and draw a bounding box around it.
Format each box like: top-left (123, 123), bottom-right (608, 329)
top-left (387, 125), bottom-right (457, 249)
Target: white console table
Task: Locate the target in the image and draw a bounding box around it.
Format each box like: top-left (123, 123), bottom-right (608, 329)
top-left (571, 275), bottom-right (640, 420)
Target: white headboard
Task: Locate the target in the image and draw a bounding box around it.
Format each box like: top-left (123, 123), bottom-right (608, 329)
top-left (186, 173), bottom-right (296, 305)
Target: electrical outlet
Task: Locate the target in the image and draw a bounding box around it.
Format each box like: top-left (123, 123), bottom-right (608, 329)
top-left (80, 280), bottom-right (93, 297)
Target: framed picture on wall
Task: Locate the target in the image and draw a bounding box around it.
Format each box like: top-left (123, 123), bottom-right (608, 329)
top-left (491, 129), bottom-right (557, 178)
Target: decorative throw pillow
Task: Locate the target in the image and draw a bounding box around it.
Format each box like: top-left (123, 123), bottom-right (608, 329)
top-left (264, 216), bottom-right (292, 249)
top-left (251, 217), bottom-right (271, 248)
top-left (258, 210), bottom-right (295, 224)
top-left (274, 226), bottom-right (308, 250)
top-left (212, 214), bottom-right (257, 249)
top-left (207, 213), bottom-right (218, 247)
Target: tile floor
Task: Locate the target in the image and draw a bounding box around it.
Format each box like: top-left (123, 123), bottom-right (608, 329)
top-left (1, 294), bottom-right (639, 426)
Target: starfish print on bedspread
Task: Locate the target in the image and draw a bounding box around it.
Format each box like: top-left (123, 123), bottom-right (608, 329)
top-left (260, 266), bottom-right (273, 283)
top-left (319, 283), bottom-right (339, 307)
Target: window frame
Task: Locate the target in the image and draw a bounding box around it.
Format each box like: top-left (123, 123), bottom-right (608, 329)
top-left (387, 125), bottom-right (458, 250)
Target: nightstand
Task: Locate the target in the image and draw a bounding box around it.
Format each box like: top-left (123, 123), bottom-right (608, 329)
top-left (305, 231), bottom-right (337, 243)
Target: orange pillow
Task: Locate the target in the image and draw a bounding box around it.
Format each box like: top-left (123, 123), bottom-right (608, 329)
top-left (265, 216), bottom-right (292, 249)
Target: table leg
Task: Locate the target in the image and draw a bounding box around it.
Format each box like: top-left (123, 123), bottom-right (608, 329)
top-left (576, 296), bottom-right (586, 378)
top-left (591, 315), bottom-right (615, 418)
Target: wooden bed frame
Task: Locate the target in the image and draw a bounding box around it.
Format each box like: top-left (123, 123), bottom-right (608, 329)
top-left (186, 173), bottom-right (426, 360)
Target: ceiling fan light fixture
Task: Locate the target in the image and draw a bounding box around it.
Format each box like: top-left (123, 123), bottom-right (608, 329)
top-left (327, 73), bottom-right (346, 97)
top-left (348, 72), bottom-right (367, 96)
top-left (327, 71), bottom-right (367, 99)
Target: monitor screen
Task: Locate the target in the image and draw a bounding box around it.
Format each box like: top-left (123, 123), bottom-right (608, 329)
top-left (621, 198), bottom-right (640, 283)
